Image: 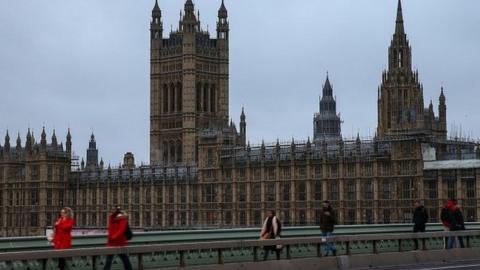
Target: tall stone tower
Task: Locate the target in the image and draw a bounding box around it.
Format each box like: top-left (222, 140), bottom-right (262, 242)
top-left (314, 74), bottom-right (342, 142)
top-left (377, 0), bottom-right (447, 140)
top-left (150, 0), bottom-right (230, 165)
top-left (86, 133), bottom-right (98, 168)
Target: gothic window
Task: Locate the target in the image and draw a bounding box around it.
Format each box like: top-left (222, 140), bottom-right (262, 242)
top-left (225, 184), bottom-right (232, 203)
top-left (297, 181), bottom-right (306, 201)
top-left (205, 184), bottom-right (216, 203)
top-left (203, 83), bottom-right (209, 113)
top-left (210, 85), bottom-right (216, 113)
top-left (123, 189), bottom-right (129, 204)
top-left (169, 84), bottom-right (175, 112)
top-left (170, 142), bottom-right (176, 163)
top-left (266, 182), bottom-right (275, 201)
top-left (282, 182), bottom-right (290, 201)
top-left (347, 181), bottom-right (356, 201)
top-left (466, 179), bottom-right (475, 198)
top-left (398, 50), bottom-right (403, 68)
top-left (251, 183), bottom-right (261, 202)
top-left (163, 141), bottom-right (168, 163)
top-left (176, 142), bottom-right (182, 163)
top-left (196, 83), bottom-right (202, 112)
top-left (154, 31), bottom-right (159, 39)
top-left (364, 181), bottom-right (373, 200)
top-left (176, 82), bottom-right (182, 111)
top-left (163, 85), bottom-right (168, 113)
top-left (314, 181), bottom-right (322, 201)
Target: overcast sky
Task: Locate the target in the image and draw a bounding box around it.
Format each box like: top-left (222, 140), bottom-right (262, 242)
top-left (0, 0), bottom-right (479, 166)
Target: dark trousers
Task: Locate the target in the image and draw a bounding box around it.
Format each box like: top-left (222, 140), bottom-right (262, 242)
top-left (413, 224), bottom-right (426, 249)
top-left (263, 247), bottom-right (281, 260)
top-left (58, 258), bottom-right (66, 270)
top-left (103, 254), bottom-right (132, 270)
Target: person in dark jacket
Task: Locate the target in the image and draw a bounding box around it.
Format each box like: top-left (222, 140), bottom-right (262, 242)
top-left (319, 201), bottom-right (337, 256)
top-left (103, 206), bottom-right (132, 270)
top-left (412, 201), bottom-right (428, 249)
top-left (260, 210), bottom-right (281, 260)
top-left (448, 202), bottom-right (465, 249)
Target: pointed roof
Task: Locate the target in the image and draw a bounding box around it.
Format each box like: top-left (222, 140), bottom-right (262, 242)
top-left (395, 0), bottom-right (405, 35)
top-left (153, 0), bottom-right (160, 11)
top-left (218, 0), bottom-right (228, 18)
top-left (16, 132), bottom-right (21, 147)
top-left (322, 73), bottom-right (333, 97)
top-left (240, 107), bottom-right (245, 121)
top-left (66, 128), bottom-right (71, 140)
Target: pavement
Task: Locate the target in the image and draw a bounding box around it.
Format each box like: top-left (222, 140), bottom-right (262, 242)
top-left (355, 260), bottom-right (480, 270)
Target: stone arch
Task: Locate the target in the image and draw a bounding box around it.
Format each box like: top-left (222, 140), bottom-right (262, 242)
top-left (169, 140), bottom-right (176, 163)
top-left (176, 140), bottom-right (183, 163)
top-left (162, 141), bottom-right (168, 164)
top-left (162, 84), bottom-right (169, 113)
top-left (196, 82), bottom-right (202, 112)
top-left (210, 84), bottom-right (216, 113)
top-left (203, 83), bottom-right (209, 113)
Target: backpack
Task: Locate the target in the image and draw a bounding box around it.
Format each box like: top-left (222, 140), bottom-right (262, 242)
top-left (440, 207), bottom-right (450, 223)
top-left (125, 224), bottom-right (133, 240)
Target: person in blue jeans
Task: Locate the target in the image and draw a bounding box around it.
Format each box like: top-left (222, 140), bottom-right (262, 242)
top-left (319, 201), bottom-right (337, 256)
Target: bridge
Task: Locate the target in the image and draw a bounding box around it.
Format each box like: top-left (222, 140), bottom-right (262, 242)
top-left (0, 223), bottom-right (479, 270)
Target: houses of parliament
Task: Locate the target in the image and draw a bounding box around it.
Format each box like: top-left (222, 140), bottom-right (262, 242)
top-left (1, 0), bottom-right (479, 237)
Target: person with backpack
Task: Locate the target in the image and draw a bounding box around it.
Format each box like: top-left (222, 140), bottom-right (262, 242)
top-left (260, 210), bottom-right (282, 260)
top-left (103, 206), bottom-right (132, 270)
top-left (319, 201), bottom-right (337, 256)
top-left (448, 202), bottom-right (466, 249)
top-left (412, 201), bottom-right (428, 249)
top-left (51, 207), bottom-right (75, 270)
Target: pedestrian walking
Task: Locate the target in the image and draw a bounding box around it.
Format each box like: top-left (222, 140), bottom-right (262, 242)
top-left (412, 200), bottom-right (428, 249)
top-left (440, 199), bottom-right (456, 249)
top-left (260, 210), bottom-right (282, 260)
top-left (103, 206), bottom-right (133, 270)
top-left (448, 201), bottom-right (465, 249)
top-left (51, 207), bottom-right (75, 270)
top-left (319, 200), bottom-right (337, 256)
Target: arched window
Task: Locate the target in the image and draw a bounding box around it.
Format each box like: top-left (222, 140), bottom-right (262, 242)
top-left (170, 142), bottom-right (176, 164)
top-left (398, 50), bottom-right (403, 68)
top-left (196, 83), bottom-right (202, 112)
top-left (170, 83), bottom-right (175, 112)
top-left (176, 82), bottom-right (182, 112)
top-left (163, 85), bottom-right (168, 113)
top-left (163, 141), bottom-right (168, 164)
top-left (203, 83), bottom-right (209, 113)
top-left (176, 142), bottom-right (183, 163)
top-left (210, 85), bottom-right (216, 113)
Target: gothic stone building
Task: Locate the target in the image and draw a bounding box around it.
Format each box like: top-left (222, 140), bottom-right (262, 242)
top-left (1, 0), bottom-right (480, 237)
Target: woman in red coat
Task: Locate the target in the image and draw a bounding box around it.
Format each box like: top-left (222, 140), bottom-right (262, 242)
top-left (103, 206), bottom-right (132, 270)
top-left (52, 207), bottom-right (75, 270)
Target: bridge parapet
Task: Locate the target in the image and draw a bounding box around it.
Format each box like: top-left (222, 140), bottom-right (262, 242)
top-left (0, 230), bottom-right (479, 270)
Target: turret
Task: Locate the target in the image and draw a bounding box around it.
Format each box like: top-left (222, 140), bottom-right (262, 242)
top-left (150, 0), bottom-right (163, 41)
top-left (16, 133), bottom-right (22, 152)
top-left (181, 0), bottom-right (199, 32)
top-left (86, 133), bottom-right (99, 168)
top-left (40, 127), bottom-right (47, 149)
top-left (217, 0), bottom-right (229, 40)
top-left (51, 129), bottom-right (58, 147)
top-left (5, 130), bottom-right (12, 154)
top-left (26, 128), bottom-right (32, 151)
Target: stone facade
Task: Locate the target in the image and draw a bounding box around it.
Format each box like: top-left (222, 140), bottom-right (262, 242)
top-left (0, 0), bottom-right (479, 237)
top-left (149, 0), bottom-right (234, 166)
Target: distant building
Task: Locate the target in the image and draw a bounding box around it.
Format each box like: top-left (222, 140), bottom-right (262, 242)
top-left (314, 75), bottom-right (342, 142)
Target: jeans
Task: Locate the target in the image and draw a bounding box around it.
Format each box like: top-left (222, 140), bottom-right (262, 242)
top-left (322, 232), bottom-right (336, 256)
top-left (103, 254), bottom-right (133, 270)
top-left (447, 235), bottom-right (465, 249)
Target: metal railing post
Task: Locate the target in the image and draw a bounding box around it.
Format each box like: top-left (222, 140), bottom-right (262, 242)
top-left (372, 240), bottom-right (378, 254)
top-left (253, 247), bottom-right (258, 262)
top-left (217, 249), bottom-right (224, 264)
top-left (138, 254), bottom-right (144, 270)
top-left (398, 239), bottom-right (402, 252)
top-left (422, 237), bottom-right (427, 250)
top-left (92, 255), bottom-right (96, 270)
top-left (346, 241), bottom-right (351, 256)
top-left (42, 258), bottom-right (48, 270)
top-left (179, 251), bottom-right (185, 267)
top-left (286, 245), bottom-right (291, 260)
top-left (316, 243), bottom-right (322, 257)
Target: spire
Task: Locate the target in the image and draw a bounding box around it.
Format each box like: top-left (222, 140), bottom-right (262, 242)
top-left (51, 129), bottom-right (58, 146)
top-left (26, 128), bottom-right (32, 150)
top-left (218, 0), bottom-right (227, 18)
top-left (440, 87), bottom-right (446, 103)
top-left (153, 0), bottom-right (160, 12)
top-left (16, 132), bottom-right (21, 149)
top-left (323, 73), bottom-right (333, 97)
top-left (240, 107), bottom-right (245, 121)
top-left (4, 130), bottom-right (10, 150)
top-left (395, 0), bottom-right (405, 35)
top-left (184, 0), bottom-right (194, 14)
top-left (66, 128), bottom-right (72, 154)
top-left (41, 127), bottom-right (47, 146)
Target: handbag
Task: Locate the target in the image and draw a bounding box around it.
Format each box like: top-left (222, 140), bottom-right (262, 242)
top-left (275, 235), bottom-right (283, 250)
